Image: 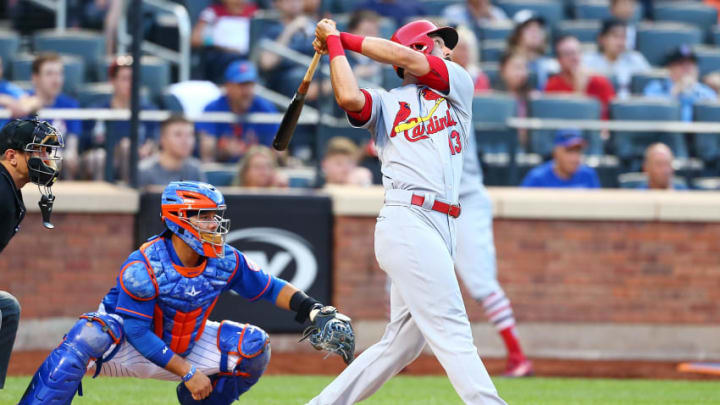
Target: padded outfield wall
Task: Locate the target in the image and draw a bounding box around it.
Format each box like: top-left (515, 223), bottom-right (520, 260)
top-left (2, 183), bottom-right (719, 376)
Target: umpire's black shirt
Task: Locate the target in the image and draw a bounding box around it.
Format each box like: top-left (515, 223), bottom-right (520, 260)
top-left (0, 162), bottom-right (25, 253)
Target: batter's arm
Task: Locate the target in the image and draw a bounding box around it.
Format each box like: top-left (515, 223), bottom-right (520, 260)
top-left (314, 20), bottom-right (365, 112)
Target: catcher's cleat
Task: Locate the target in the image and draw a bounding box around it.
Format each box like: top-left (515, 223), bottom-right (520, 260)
top-left (502, 359), bottom-right (534, 377)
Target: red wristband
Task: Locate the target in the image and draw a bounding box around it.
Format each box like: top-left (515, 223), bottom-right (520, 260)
top-left (327, 35), bottom-right (345, 61)
top-left (340, 32), bottom-right (364, 53)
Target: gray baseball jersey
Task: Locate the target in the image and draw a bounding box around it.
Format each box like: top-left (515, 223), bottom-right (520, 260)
top-left (308, 58), bottom-right (506, 405)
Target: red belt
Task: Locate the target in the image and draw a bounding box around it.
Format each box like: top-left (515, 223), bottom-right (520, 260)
top-left (410, 194), bottom-right (461, 218)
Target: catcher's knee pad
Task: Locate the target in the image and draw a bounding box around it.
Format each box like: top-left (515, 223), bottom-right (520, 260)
top-left (19, 312), bottom-right (122, 405)
top-left (176, 321), bottom-right (270, 405)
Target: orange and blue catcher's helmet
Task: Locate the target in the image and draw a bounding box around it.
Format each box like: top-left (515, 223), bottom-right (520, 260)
top-left (161, 181), bottom-right (230, 258)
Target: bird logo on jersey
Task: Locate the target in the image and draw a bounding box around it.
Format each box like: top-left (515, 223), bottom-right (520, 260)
top-left (391, 96), bottom-right (457, 143)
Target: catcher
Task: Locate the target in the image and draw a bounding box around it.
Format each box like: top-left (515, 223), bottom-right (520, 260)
top-left (19, 181), bottom-right (354, 405)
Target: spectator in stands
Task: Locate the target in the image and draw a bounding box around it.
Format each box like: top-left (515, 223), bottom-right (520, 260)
top-left (191, 0), bottom-right (259, 83)
top-left (639, 143), bottom-right (687, 190)
top-left (27, 53), bottom-right (82, 179)
top-left (84, 55), bottom-right (158, 182)
top-left (443, 0), bottom-right (508, 31)
top-left (583, 19), bottom-right (650, 99)
top-left (546, 35), bottom-right (616, 119)
top-left (507, 10), bottom-right (558, 90)
top-left (259, 0), bottom-right (319, 98)
top-left (452, 25), bottom-right (490, 94)
top-left (644, 45), bottom-right (717, 122)
top-left (322, 137), bottom-right (373, 186)
top-left (353, 0), bottom-right (426, 27)
top-left (496, 51), bottom-right (538, 147)
top-left (610, 0), bottom-right (637, 50)
top-left (345, 10), bottom-right (383, 86)
top-left (521, 129), bottom-right (601, 188)
top-left (138, 115), bottom-right (205, 187)
top-left (0, 56), bottom-right (36, 125)
top-left (232, 145), bottom-right (288, 187)
top-left (197, 60), bottom-right (279, 163)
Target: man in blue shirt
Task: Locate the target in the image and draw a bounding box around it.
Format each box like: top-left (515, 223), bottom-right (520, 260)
top-left (27, 53), bottom-right (82, 179)
top-left (644, 45), bottom-right (716, 122)
top-left (0, 55), bottom-right (37, 128)
top-left (521, 129), bottom-right (601, 188)
top-left (196, 60), bottom-right (279, 163)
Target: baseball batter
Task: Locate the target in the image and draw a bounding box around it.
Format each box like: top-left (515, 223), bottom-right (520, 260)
top-left (19, 181), bottom-right (354, 405)
top-left (308, 19), bottom-right (506, 404)
top-left (456, 128), bottom-right (532, 377)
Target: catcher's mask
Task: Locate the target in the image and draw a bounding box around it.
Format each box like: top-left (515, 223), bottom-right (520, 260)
top-left (0, 119), bottom-right (64, 228)
top-left (161, 181), bottom-right (230, 258)
top-left (390, 19), bottom-right (458, 78)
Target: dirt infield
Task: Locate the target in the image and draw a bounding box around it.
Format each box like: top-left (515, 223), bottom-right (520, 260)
top-left (9, 351), bottom-right (717, 380)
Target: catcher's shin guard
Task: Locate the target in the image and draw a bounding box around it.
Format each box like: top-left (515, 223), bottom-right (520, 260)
top-left (19, 312), bottom-right (122, 405)
top-left (176, 321), bottom-right (270, 405)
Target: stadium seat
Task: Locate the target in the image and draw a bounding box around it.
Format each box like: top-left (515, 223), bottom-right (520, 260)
top-left (635, 22), bottom-right (703, 67)
top-left (95, 56), bottom-right (171, 102)
top-left (75, 83), bottom-right (112, 107)
top-left (0, 30), bottom-right (20, 79)
top-left (652, 2), bottom-right (717, 41)
top-left (555, 20), bottom-right (601, 44)
top-left (694, 46), bottom-right (720, 77)
top-left (497, 0), bottom-right (564, 28)
top-left (423, 0), bottom-right (464, 16)
top-left (713, 27), bottom-right (720, 46)
top-left (382, 66), bottom-right (403, 90)
top-left (11, 54), bottom-right (86, 96)
top-left (618, 172), bottom-right (688, 189)
top-left (573, 0), bottom-right (643, 21)
top-left (630, 69), bottom-right (669, 95)
top-left (204, 168), bottom-right (236, 187)
top-left (480, 62), bottom-right (500, 88)
top-left (476, 20), bottom-right (514, 42)
top-left (609, 97), bottom-right (686, 171)
top-left (692, 177), bottom-right (720, 190)
top-left (161, 91), bottom-right (185, 112)
top-left (480, 40), bottom-right (506, 64)
top-left (179, 0), bottom-right (212, 24)
top-left (33, 30), bottom-right (105, 80)
top-left (250, 14), bottom-right (281, 51)
top-left (692, 102), bottom-right (720, 169)
top-left (528, 95), bottom-right (603, 158)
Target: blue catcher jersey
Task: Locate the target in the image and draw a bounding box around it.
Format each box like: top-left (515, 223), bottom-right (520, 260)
top-left (102, 235), bottom-right (284, 356)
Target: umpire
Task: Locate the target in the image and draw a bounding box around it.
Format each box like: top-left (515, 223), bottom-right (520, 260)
top-left (0, 118), bottom-right (63, 388)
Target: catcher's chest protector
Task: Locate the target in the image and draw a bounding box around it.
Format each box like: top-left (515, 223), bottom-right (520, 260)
top-left (141, 237), bottom-right (238, 356)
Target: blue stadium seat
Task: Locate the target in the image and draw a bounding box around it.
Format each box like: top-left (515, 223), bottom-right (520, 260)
top-left (180, 0), bottom-right (212, 24)
top-left (472, 92), bottom-right (517, 155)
top-left (573, 0), bottom-right (643, 21)
top-left (161, 91), bottom-right (185, 112)
top-left (476, 20), bottom-right (514, 42)
top-left (618, 172), bottom-right (688, 189)
top-left (480, 62), bottom-right (500, 88)
top-left (75, 83), bottom-right (113, 107)
top-left (204, 168), bottom-right (236, 187)
top-left (635, 22), bottom-right (703, 67)
top-left (528, 95), bottom-right (603, 158)
top-left (714, 27), bottom-right (720, 46)
top-left (630, 69), bottom-right (669, 95)
top-left (11, 54), bottom-right (86, 96)
top-left (653, 2), bottom-right (717, 41)
top-left (497, 0), bottom-right (564, 28)
top-left (555, 20), bottom-right (601, 43)
top-left (480, 40), bottom-right (506, 63)
top-left (695, 46), bottom-right (720, 77)
top-left (609, 98), bottom-right (686, 171)
top-left (382, 66), bottom-right (403, 90)
top-left (250, 15), bottom-right (281, 51)
top-left (692, 102), bottom-right (720, 168)
top-left (0, 30), bottom-right (20, 79)
top-left (692, 177), bottom-right (720, 191)
top-left (33, 30), bottom-right (105, 80)
top-left (95, 56), bottom-right (171, 102)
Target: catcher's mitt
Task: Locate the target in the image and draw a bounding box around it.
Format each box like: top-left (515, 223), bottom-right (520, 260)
top-left (300, 306), bottom-right (355, 365)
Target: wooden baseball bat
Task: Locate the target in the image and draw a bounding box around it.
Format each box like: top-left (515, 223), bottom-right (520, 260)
top-left (272, 52), bottom-right (322, 151)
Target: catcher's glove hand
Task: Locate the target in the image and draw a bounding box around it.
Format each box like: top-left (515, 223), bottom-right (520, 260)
top-left (300, 305), bottom-right (355, 365)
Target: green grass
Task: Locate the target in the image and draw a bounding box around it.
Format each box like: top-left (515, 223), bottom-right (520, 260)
top-left (3, 375), bottom-right (720, 404)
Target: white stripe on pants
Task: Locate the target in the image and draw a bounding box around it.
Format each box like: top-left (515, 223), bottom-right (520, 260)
top-left (93, 317), bottom-right (238, 381)
top-left (307, 205), bottom-right (506, 405)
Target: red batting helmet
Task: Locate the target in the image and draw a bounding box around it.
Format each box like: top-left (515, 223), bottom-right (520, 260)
top-left (390, 20), bottom-right (458, 78)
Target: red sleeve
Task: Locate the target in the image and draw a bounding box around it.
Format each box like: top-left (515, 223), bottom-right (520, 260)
top-left (346, 89), bottom-right (373, 126)
top-left (416, 55), bottom-right (449, 93)
top-left (544, 75), bottom-right (570, 92)
top-left (588, 76), bottom-right (616, 119)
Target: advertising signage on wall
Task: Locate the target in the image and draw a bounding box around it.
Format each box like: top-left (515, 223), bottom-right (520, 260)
top-left (136, 191), bottom-right (333, 333)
